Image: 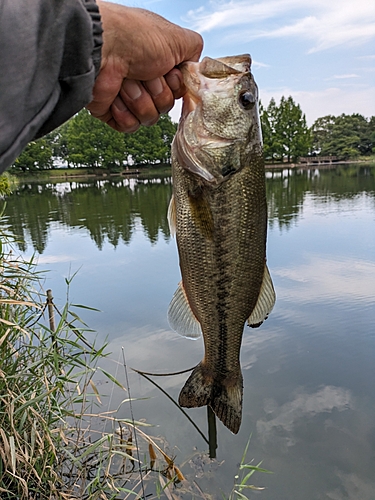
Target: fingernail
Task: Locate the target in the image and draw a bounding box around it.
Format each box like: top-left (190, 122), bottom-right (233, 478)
top-left (146, 78), bottom-right (164, 96)
top-left (114, 96), bottom-right (128, 112)
top-left (122, 79), bottom-right (142, 100)
top-left (167, 73), bottom-right (181, 92)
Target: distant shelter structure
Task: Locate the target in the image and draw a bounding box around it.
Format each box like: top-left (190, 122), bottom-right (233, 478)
top-left (299, 156), bottom-right (338, 165)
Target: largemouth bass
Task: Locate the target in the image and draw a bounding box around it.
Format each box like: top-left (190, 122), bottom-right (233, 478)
top-left (168, 54), bottom-right (275, 434)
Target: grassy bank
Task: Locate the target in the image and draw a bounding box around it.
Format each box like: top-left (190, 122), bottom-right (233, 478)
top-left (10, 163), bottom-right (172, 182)
top-left (0, 223), bottom-right (188, 499)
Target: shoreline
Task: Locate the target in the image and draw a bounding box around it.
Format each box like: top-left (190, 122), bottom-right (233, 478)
top-left (10, 158), bottom-right (375, 181)
top-left (265, 159), bottom-right (374, 169)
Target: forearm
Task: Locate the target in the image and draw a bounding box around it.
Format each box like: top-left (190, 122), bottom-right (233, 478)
top-left (0, 0), bottom-right (102, 174)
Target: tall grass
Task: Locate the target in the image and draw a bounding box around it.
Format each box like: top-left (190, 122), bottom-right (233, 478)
top-left (0, 219), bottom-right (187, 499)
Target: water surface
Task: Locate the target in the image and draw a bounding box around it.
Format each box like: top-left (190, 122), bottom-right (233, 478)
top-left (3, 164), bottom-right (375, 499)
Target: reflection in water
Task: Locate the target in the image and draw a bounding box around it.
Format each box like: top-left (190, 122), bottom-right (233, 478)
top-left (256, 385), bottom-right (352, 445)
top-left (266, 164), bottom-right (375, 229)
top-left (4, 177), bottom-right (173, 253)
top-left (2, 164), bottom-right (375, 499)
top-left (4, 164), bottom-right (375, 254)
top-left (327, 471), bottom-right (375, 500)
top-left (274, 255), bottom-right (375, 305)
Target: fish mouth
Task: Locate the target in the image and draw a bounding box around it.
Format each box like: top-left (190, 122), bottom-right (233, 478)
top-left (179, 54), bottom-right (252, 121)
top-left (175, 55), bottom-right (255, 185)
top-left (179, 54), bottom-right (252, 122)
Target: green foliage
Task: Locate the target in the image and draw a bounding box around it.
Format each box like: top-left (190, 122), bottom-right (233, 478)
top-left (260, 98), bottom-right (282, 161)
top-left (126, 113), bottom-right (177, 165)
top-left (226, 436), bottom-right (272, 499)
top-left (66, 109), bottom-right (126, 169)
top-left (9, 101), bottom-right (374, 171)
top-left (260, 96), bottom-right (311, 162)
top-left (12, 138), bottom-right (53, 171)
top-left (11, 110), bottom-right (177, 172)
top-left (0, 174), bottom-right (12, 196)
top-left (311, 113), bottom-right (375, 159)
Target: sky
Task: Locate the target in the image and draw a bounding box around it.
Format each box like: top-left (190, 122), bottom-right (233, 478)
top-left (114, 0), bottom-right (375, 125)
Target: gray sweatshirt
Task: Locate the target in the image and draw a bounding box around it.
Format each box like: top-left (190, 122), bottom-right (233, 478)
top-left (0, 0), bottom-right (103, 173)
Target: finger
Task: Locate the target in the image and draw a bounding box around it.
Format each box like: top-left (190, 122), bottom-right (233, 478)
top-left (111, 96), bottom-right (140, 133)
top-left (143, 77), bottom-right (174, 114)
top-left (180, 29), bottom-right (204, 63)
top-left (165, 69), bottom-right (186, 100)
top-left (120, 79), bottom-right (160, 126)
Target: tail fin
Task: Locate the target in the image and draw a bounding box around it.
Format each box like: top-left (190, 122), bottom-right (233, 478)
top-left (178, 363), bottom-right (243, 434)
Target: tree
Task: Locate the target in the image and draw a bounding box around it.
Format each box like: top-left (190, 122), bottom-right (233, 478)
top-left (275, 96), bottom-right (311, 162)
top-left (157, 114), bottom-right (177, 163)
top-left (12, 138), bottom-right (53, 171)
top-left (63, 110), bottom-right (176, 168)
top-left (65, 109), bottom-right (126, 169)
top-left (45, 122), bottom-right (71, 167)
top-left (125, 114), bottom-right (177, 165)
top-left (310, 115), bottom-right (336, 154)
top-left (311, 113), bottom-right (374, 160)
top-left (260, 98), bottom-right (283, 161)
top-left (369, 116), bottom-right (375, 154)
top-left (260, 96), bottom-right (311, 162)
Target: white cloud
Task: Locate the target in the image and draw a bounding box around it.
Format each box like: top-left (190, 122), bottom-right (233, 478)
top-left (187, 0), bottom-right (375, 52)
top-left (330, 74), bottom-right (360, 79)
top-left (169, 99), bottom-right (182, 124)
top-left (186, 0), bottom-right (305, 32)
top-left (252, 59), bottom-right (270, 70)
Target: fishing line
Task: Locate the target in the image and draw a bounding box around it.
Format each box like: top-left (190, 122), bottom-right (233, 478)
top-left (122, 346), bottom-right (146, 499)
top-left (131, 365), bottom-right (197, 377)
top-left (133, 368), bottom-right (209, 445)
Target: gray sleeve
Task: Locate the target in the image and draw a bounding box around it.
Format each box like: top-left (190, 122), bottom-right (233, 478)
top-left (0, 0), bottom-right (103, 174)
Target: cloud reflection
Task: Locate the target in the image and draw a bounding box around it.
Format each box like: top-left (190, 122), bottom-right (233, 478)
top-left (274, 255), bottom-right (375, 305)
top-left (257, 385), bottom-right (352, 445)
top-left (327, 471), bottom-right (375, 500)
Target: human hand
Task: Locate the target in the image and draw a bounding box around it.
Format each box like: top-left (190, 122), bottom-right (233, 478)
top-left (87, 1), bottom-right (203, 132)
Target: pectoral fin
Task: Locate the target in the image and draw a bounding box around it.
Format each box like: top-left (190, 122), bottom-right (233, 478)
top-left (247, 264), bottom-right (276, 328)
top-left (168, 282), bottom-right (202, 339)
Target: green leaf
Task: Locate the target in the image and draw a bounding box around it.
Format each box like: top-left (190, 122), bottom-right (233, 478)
top-left (97, 367), bottom-right (126, 391)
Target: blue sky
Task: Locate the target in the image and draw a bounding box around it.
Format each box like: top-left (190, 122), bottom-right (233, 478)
top-left (115, 0), bottom-right (375, 125)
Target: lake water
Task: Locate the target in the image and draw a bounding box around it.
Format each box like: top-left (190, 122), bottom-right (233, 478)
top-left (3, 164), bottom-right (375, 499)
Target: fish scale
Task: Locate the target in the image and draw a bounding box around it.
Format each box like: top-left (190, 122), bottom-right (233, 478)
top-left (168, 55), bottom-right (276, 434)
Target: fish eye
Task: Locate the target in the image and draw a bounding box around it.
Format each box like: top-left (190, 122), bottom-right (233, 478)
top-left (239, 91), bottom-right (256, 110)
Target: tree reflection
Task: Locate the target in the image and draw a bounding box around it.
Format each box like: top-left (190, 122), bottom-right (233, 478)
top-left (266, 164), bottom-right (375, 230)
top-left (4, 176), bottom-right (173, 253)
top-left (3, 164), bottom-right (375, 253)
